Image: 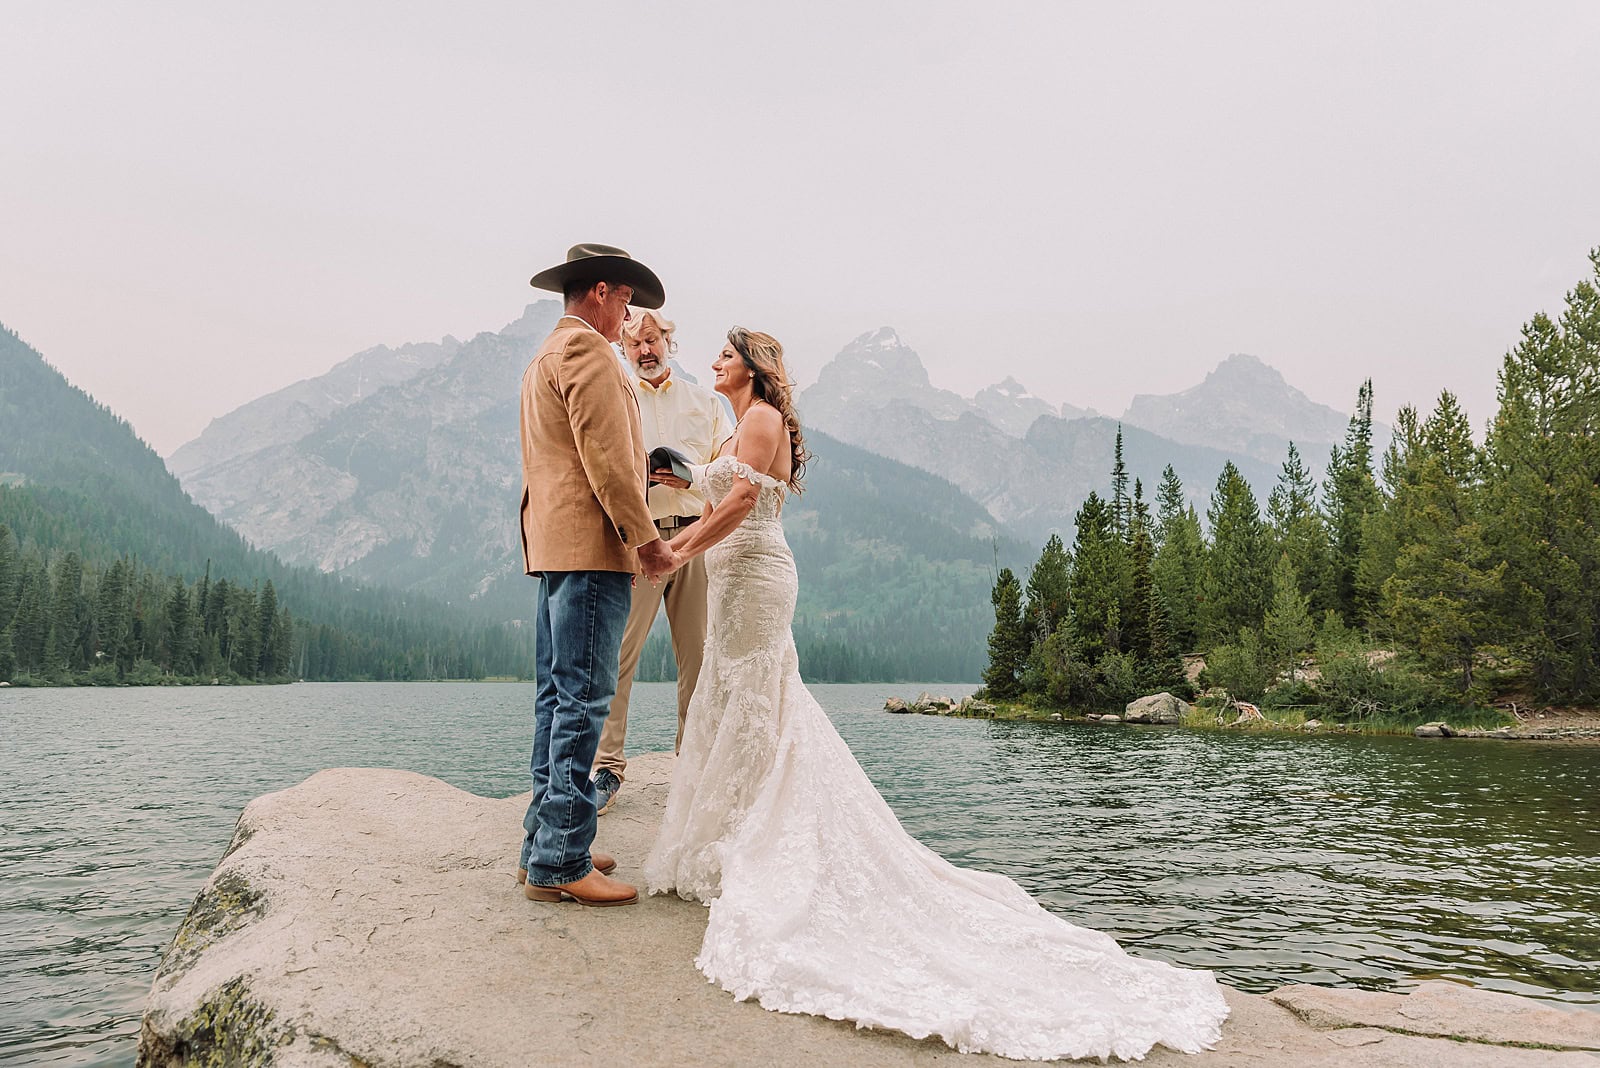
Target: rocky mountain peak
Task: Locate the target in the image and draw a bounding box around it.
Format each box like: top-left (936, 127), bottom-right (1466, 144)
top-left (984, 376), bottom-right (1033, 399)
top-left (499, 300), bottom-right (563, 340)
top-left (1122, 353), bottom-right (1365, 469)
top-left (1204, 353), bottom-right (1287, 389)
top-left (817, 328), bottom-right (932, 389)
top-left (801, 328), bottom-right (968, 423)
top-left (971, 376), bottom-right (1059, 436)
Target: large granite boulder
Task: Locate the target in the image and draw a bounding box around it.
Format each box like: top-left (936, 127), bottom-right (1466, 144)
top-left (140, 755), bottom-right (1600, 1067)
top-left (1124, 692), bottom-right (1192, 725)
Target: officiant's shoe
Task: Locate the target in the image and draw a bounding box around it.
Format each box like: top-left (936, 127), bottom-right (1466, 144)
top-left (518, 853), bottom-right (615, 885)
top-left (593, 768), bottom-right (622, 816)
top-left (523, 869), bottom-right (638, 907)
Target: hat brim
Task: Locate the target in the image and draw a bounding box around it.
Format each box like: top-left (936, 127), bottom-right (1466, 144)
top-left (529, 255), bottom-right (665, 310)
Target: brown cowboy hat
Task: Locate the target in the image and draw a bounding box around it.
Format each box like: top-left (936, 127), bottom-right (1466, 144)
top-left (529, 243), bottom-right (665, 309)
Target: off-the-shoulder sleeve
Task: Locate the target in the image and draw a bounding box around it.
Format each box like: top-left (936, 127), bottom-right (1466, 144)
top-left (722, 457), bottom-right (782, 489)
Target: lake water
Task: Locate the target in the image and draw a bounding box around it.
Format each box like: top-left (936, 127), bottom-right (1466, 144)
top-left (2, 682), bottom-right (1598, 1066)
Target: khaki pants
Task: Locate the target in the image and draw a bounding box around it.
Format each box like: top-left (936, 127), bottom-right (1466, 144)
top-left (593, 548), bottom-right (708, 781)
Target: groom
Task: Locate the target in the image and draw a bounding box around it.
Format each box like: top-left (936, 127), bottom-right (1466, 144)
top-left (517, 243), bottom-right (678, 907)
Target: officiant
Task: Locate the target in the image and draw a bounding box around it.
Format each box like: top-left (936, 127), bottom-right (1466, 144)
top-left (591, 308), bottom-right (733, 816)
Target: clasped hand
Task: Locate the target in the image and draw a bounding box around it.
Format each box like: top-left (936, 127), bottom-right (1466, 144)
top-left (637, 538), bottom-right (681, 583)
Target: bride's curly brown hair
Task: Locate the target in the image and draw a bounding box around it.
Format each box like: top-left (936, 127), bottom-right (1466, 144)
top-left (728, 326), bottom-right (809, 494)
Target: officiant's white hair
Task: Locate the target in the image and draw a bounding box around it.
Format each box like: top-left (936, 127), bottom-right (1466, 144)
top-left (621, 308), bottom-right (676, 351)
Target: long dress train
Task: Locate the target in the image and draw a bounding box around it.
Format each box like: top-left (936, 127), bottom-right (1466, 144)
top-left (644, 455), bottom-right (1228, 1062)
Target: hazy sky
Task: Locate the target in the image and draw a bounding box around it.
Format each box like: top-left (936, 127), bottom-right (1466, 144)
top-left (4, 2), bottom-right (1599, 455)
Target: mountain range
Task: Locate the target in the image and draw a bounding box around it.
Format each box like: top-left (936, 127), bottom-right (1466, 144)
top-left (157, 307), bottom-right (1379, 678)
top-left (795, 330), bottom-right (1373, 543)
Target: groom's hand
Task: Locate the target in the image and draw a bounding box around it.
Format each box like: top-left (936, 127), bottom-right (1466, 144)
top-left (637, 538), bottom-right (678, 580)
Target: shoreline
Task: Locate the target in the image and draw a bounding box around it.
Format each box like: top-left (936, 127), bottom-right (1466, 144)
top-left (887, 692), bottom-right (1600, 743)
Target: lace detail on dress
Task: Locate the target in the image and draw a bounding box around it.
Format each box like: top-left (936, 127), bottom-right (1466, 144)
top-left (700, 454), bottom-right (785, 521)
top-left (643, 453), bottom-right (1229, 1060)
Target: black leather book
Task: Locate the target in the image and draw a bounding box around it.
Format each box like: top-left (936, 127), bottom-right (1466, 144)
top-left (648, 446), bottom-right (694, 484)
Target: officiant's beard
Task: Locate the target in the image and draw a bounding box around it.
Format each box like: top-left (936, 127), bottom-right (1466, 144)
top-left (633, 354), bottom-right (668, 384)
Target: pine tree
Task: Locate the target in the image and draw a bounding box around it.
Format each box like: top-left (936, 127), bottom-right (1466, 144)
top-left (94, 557), bottom-right (133, 675)
top-left (1262, 553), bottom-right (1315, 669)
top-left (1154, 465), bottom-right (1186, 551)
top-left (131, 566), bottom-right (164, 665)
top-left (165, 579), bottom-right (197, 675)
top-left (1478, 295), bottom-right (1593, 697)
top-left (1110, 426), bottom-right (1130, 539)
top-left (1068, 492), bottom-right (1128, 659)
top-left (1201, 463), bottom-right (1271, 644)
top-left (983, 568), bottom-right (1028, 699)
top-left (1125, 490), bottom-right (1156, 658)
top-left (11, 555), bottom-right (48, 672)
top-left (0, 622), bottom-right (14, 682)
top-left (1480, 256), bottom-right (1600, 700)
top-left (1141, 584), bottom-right (1186, 693)
top-left (1153, 504), bottom-right (1205, 651)
top-left (0, 524), bottom-right (19, 631)
top-left (1385, 391), bottom-right (1504, 691)
top-left (195, 561), bottom-right (212, 640)
top-left (1354, 408), bottom-right (1418, 642)
top-left (1023, 535), bottom-right (1072, 643)
top-left (203, 574), bottom-right (226, 639)
top-left (221, 583), bottom-right (259, 677)
top-left (45, 552), bottom-right (87, 677)
top-left (42, 623), bottom-right (65, 679)
top-left (275, 606), bottom-right (295, 680)
top-left (256, 580), bottom-right (280, 677)
top-left (1323, 380), bottom-right (1382, 623)
top-left (1267, 442), bottom-right (1331, 611)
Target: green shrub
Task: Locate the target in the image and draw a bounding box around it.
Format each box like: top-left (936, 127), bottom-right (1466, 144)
top-left (1316, 644), bottom-right (1445, 718)
top-left (127, 659), bottom-right (165, 686)
top-left (87, 663), bottom-right (120, 687)
top-left (1202, 628), bottom-right (1275, 701)
top-left (1026, 627), bottom-right (1098, 708)
top-left (1093, 650), bottom-right (1142, 708)
top-left (1262, 677), bottom-right (1321, 709)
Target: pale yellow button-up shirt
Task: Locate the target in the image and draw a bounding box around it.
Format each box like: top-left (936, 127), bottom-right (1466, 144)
top-left (629, 368), bottom-right (734, 521)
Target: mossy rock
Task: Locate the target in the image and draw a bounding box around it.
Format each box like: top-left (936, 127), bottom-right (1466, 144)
top-left (156, 870), bottom-right (265, 982)
top-left (139, 977), bottom-right (281, 1067)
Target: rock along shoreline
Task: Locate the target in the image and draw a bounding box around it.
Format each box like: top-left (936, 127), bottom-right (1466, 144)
top-left (138, 753), bottom-right (1600, 1066)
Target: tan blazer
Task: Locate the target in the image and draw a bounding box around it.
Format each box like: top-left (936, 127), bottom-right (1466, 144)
top-left (520, 317), bottom-right (655, 573)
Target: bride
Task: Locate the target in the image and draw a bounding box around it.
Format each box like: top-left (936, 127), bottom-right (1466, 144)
top-left (643, 327), bottom-right (1229, 1061)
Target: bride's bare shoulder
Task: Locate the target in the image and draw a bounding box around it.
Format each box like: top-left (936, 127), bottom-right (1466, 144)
top-left (743, 402), bottom-right (784, 429)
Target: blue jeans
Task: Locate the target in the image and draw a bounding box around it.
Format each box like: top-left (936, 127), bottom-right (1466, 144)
top-left (520, 569), bottom-right (633, 886)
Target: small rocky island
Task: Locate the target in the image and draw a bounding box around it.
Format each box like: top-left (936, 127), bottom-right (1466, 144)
top-left (140, 754), bottom-right (1600, 1066)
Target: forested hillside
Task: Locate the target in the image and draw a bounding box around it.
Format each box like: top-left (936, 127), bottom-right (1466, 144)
top-left (0, 323), bottom-right (531, 683)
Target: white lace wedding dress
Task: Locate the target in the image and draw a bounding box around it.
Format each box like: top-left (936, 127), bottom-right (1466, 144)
top-left (644, 455), bottom-right (1229, 1061)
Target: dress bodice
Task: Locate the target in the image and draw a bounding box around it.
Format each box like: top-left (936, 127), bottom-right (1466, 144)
top-left (697, 455), bottom-right (786, 524)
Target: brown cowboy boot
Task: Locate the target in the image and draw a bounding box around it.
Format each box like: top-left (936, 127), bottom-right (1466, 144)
top-left (523, 868), bottom-right (638, 907)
